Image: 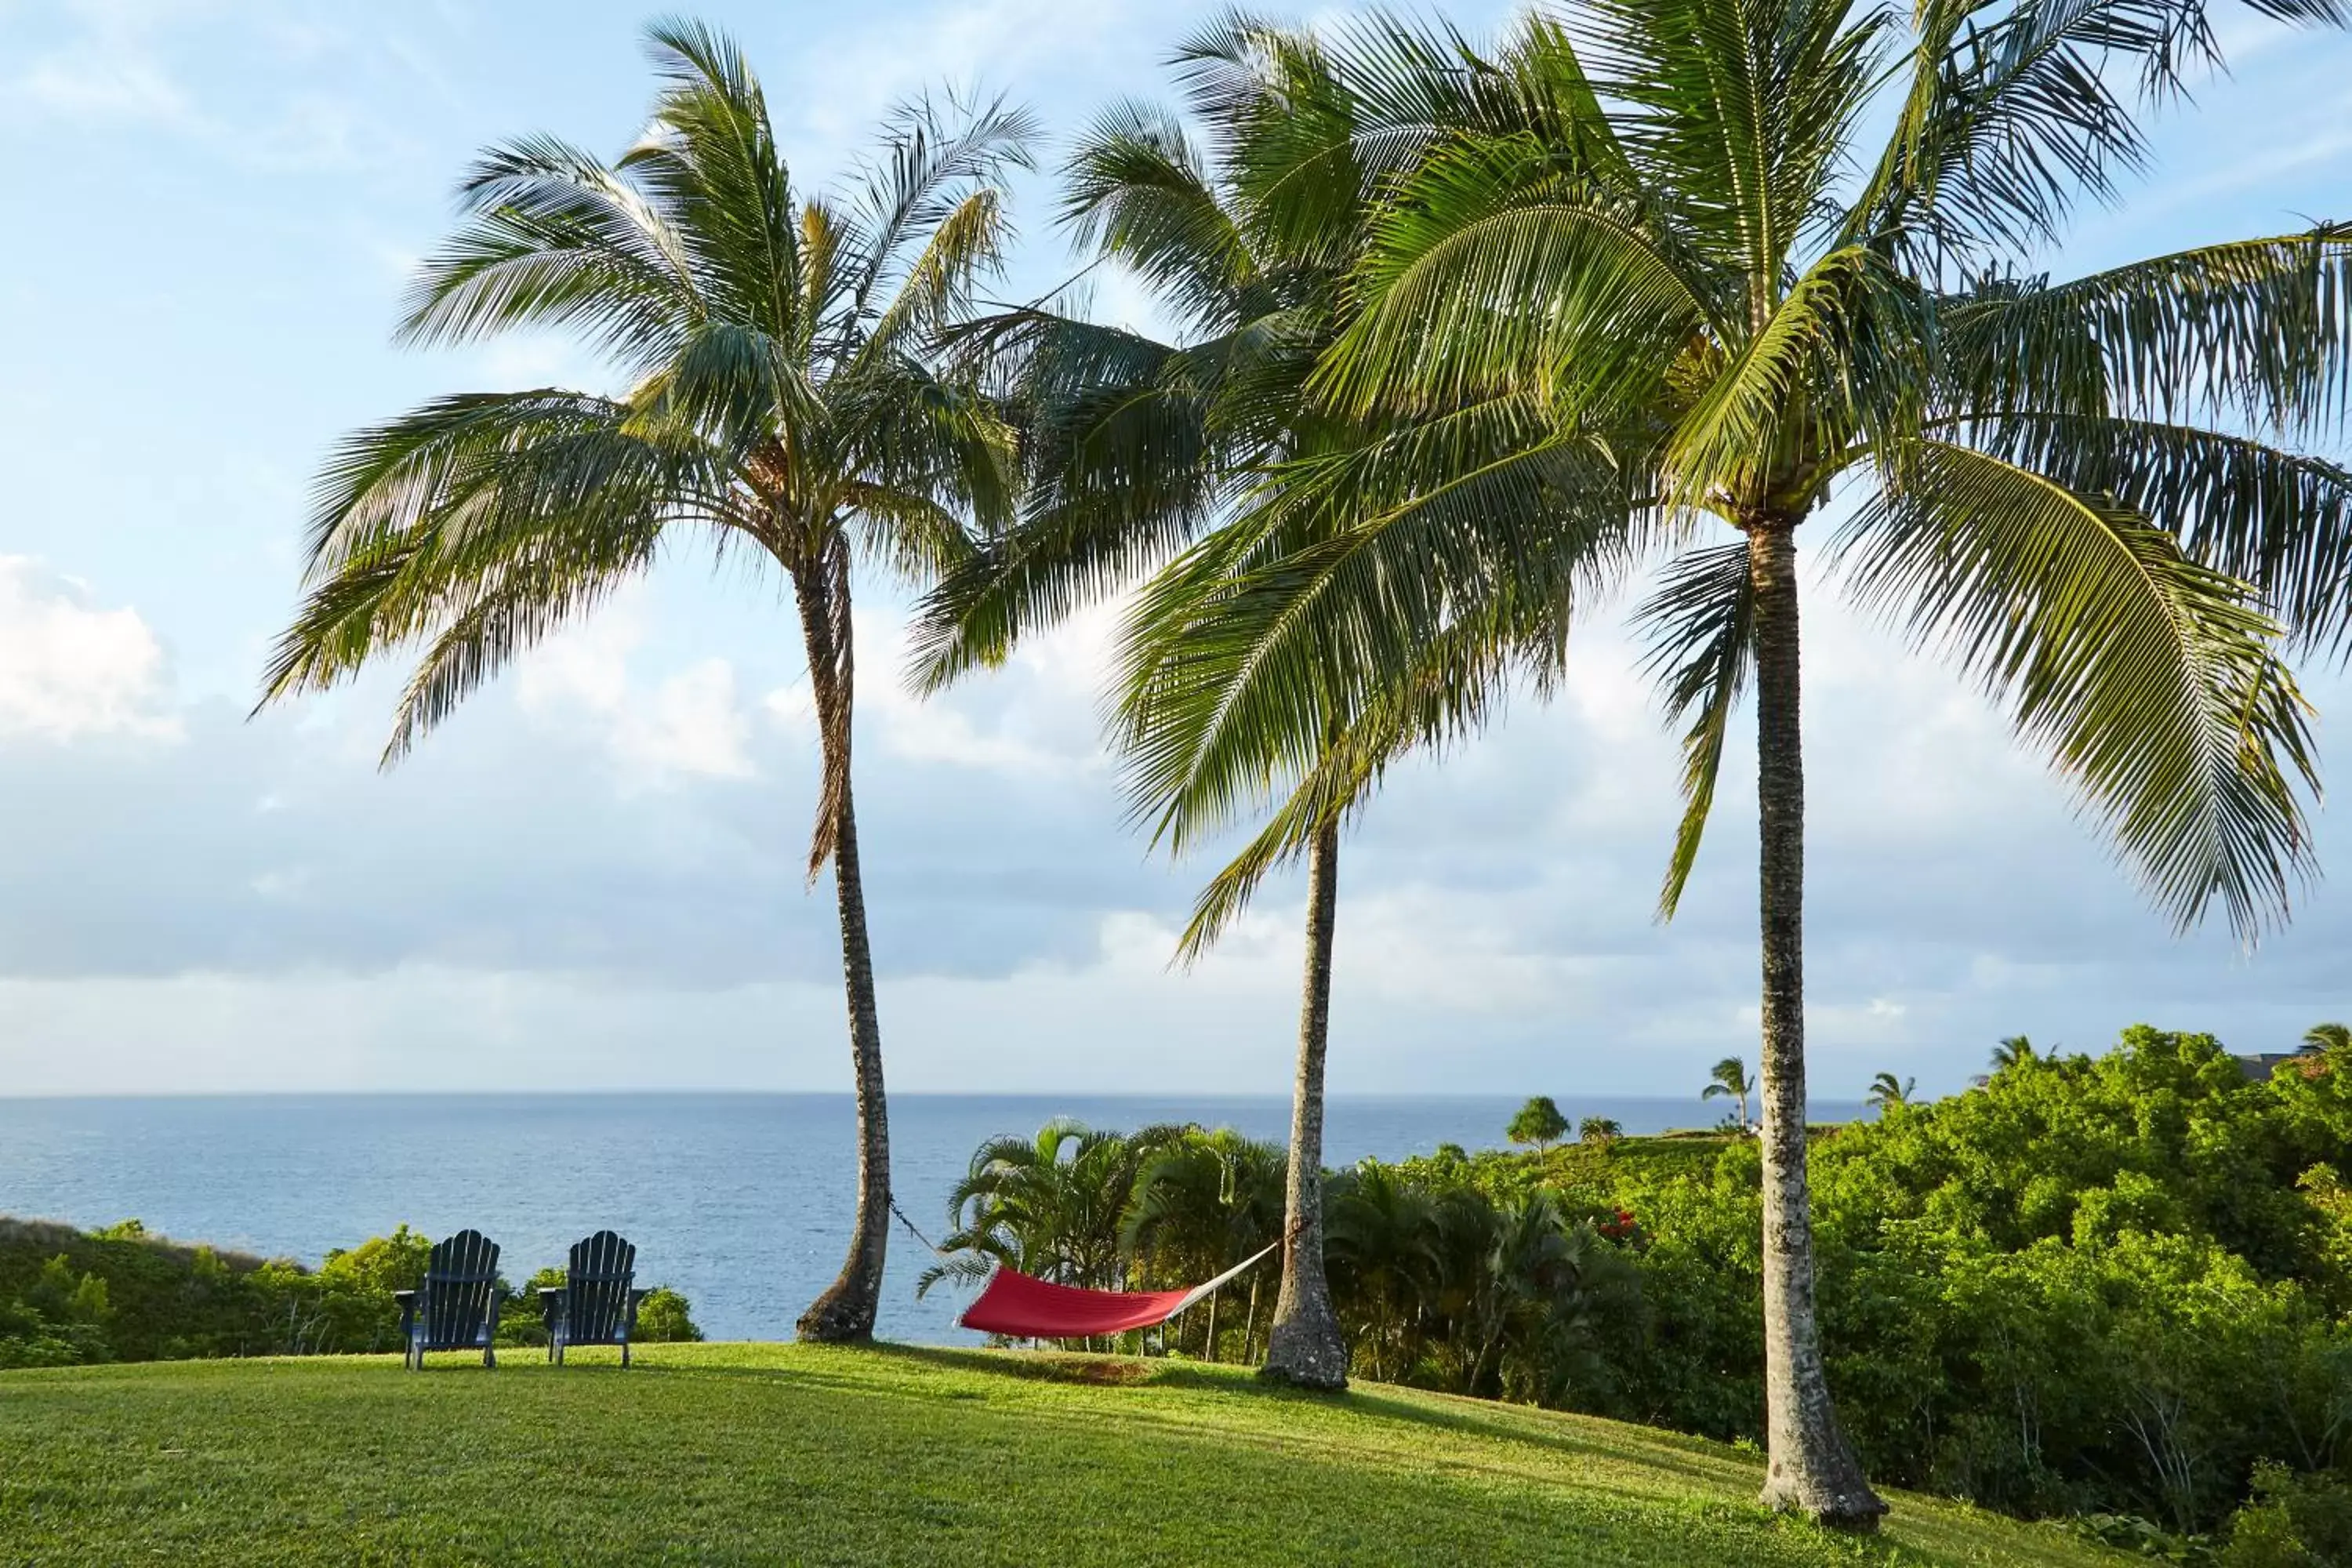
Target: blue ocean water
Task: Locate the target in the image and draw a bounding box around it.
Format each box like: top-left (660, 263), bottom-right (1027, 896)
top-left (0, 1093), bottom-right (1851, 1342)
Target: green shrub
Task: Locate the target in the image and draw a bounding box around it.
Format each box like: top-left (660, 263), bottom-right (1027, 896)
top-left (633, 1287), bottom-right (702, 1343)
top-left (2223, 1465), bottom-right (2352, 1568)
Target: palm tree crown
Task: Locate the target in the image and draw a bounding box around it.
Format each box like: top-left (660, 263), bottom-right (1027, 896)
top-left (1702, 1055), bottom-right (1756, 1124)
top-left (1866, 1073), bottom-right (1916, 1111)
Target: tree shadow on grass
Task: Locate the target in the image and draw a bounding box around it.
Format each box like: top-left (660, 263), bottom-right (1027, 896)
top-left (796, 1344), bottom-right (1765, 1497)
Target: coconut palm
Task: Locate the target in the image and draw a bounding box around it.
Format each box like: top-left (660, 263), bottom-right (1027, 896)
top-left (1702, 1056), bottom-right (1756, 1130)
top-left (1865, 1073), bottom-right (1916, 1112)
top-left (2304, 1022), bottom-right (2351, 1054)
top-left (256, 22), bottom-right (1033, 1341)
top-left (1142, 0), bottom-right (2350, 1521)
top-left (916, 20), bottom-right (1575, 1391)
top-left (1991, 1036), bottom-right (2039, 1072)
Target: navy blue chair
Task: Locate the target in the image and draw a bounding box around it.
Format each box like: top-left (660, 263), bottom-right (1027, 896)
top-left (394, 1229), bottom-right (502, 1370)
top-left (541, 1230), bottom-right (649, 1367)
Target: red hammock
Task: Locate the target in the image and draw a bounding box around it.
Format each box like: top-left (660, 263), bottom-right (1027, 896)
top-left (958, 1242), bottom-right (1279, 1340)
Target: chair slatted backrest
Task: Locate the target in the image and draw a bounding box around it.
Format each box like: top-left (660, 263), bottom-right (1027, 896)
top-left (564, 1230), bottom-right (637, 1345)
top-left (423, 1229), bottom-right (500, 1351)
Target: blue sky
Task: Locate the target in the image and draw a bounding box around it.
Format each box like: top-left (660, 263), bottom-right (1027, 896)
top-left (0, 0), bottom-right (2348, 1099)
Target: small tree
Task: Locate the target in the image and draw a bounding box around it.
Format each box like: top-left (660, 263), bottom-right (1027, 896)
top-left (1507, 1097), bottom-right (1570, 1152)
top-left (1702, 1058), bottom-right (1756, 1131)
top-left (1579, 1117), bottom-right (1623, 1146)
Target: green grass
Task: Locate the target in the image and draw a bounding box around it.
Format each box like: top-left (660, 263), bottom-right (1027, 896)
top-left (0, 1343), bottom-right (2117, 1566)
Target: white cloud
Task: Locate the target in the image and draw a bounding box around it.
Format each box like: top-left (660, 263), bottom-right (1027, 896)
top-left (2, 1), bottom-right (422, 171)
top-left (516, 601), bottom-right (754, 786)
top-left (0, 558), bottom-right (180, 742)
top-left (764, 603), bottom-right (1109, 779)
top-left (17, 49), bottom-right (189, 124)
top-left (786, 0), bottom-right (1146, 165)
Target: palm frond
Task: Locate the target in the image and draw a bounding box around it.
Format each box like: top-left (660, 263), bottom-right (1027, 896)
top-left (1940, 227), bottom-right (2352, 434)
top-left (1172, 597), bottom-right (1549, 960)
top-left (1957, 411), bottom-right (2352, 656)
top-left (1633, 540), bottom-right (1755, 918)
top-left (398, 134), bottom-right (704, 368)
top-left (1319, 130), bottom-right (1716, 419)
top-left (1833, 440), bottom-right (2319, 940)
top-left (1114, 411), bottom-right (1631, 855)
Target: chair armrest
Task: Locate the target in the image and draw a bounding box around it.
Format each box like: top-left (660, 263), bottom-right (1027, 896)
top-left (539, 1286), bottom-right (567, 1328)
top-left (394, 1289), bottom-right (419, 1334)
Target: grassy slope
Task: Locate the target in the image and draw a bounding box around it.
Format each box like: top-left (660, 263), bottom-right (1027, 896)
top-left (0, 1345), bottom-right (2115, 1567)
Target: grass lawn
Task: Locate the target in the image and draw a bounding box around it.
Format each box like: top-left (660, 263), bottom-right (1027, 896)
top-left (0, 1343), bottom-right (2118, 1566)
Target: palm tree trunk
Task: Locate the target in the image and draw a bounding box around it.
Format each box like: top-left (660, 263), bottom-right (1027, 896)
top-left (791, 561), bottom-right (891, 1344)
top-left (1748, 521), bottom-right (1883, 1526)
top-left (1261, 817), bottom-right (1349, 1389)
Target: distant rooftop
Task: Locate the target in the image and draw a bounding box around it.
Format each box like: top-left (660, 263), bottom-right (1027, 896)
top-left (2235, 1046), bottom-right (2328, 1083)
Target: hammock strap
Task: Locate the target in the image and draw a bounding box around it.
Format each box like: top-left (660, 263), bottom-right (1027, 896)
top-left (1166, 1238), bottom-right (1283, 1319)
top-left (887, 1192), bottom-right (946, 1256)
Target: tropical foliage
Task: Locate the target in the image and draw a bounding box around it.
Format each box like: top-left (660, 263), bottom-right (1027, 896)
top-left (1485, 1028), bottom-right (2352, 1550)
top-left (923, 1120), bottom-right (1634, 1385)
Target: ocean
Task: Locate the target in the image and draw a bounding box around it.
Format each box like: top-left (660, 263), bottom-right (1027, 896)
top-left (0, 1092), bottom-right (1853, 1342)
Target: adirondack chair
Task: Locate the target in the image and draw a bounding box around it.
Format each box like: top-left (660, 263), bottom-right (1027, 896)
top-left (539, 1230), bottom-right (650, 1367)
top-left (394, 1229), bottom-right (503, 1370)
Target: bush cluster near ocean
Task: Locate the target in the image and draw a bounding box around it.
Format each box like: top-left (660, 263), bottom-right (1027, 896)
top-left (0, 1219), bottom-right (701, 1367)
top-left (920, 1026), bottom-right (2352, 1560)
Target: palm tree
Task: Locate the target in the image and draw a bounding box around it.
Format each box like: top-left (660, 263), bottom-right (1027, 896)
top-left (1124, 1128), bottom-right (1287, 1360)
top-left (2304, 1022), bottom-right (2351, 1054)
top-left (256, 22), bottom-right (1033, 1341)
top-left (919, 21), bottom-right (1563, 1391)
top-left (1865, 1073), bottom-right (1915, 1112)
top-left (1323, 1163), bottom-right (1442, 1382)
top-left (1991, 1036), bottom-right (2038, 1073)
top-left (1701, 1057), bottom-right (1756, 1131)
top-left (1137, 1), bottom-right (2350, 1523)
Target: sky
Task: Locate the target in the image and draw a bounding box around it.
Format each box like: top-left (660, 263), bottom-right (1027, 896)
top-left (0, 0), bottom-right (2348, 1101)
